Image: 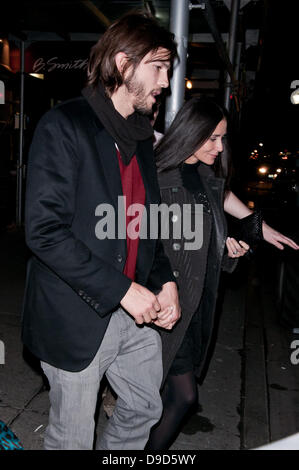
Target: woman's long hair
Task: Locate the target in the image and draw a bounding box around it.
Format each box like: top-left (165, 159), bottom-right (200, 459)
top-left (155, 96), bottom-right (232, 185)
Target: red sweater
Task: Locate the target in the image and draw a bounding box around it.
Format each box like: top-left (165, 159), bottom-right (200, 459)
top-left (116, 148), bottom-right (145, 281)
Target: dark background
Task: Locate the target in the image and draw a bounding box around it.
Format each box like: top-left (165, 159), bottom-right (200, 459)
top-left (0, 0), bottom-right (298, 231)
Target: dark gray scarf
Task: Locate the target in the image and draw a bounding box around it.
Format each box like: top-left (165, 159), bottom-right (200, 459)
top-left (82, 83), bottom-right (153, 165)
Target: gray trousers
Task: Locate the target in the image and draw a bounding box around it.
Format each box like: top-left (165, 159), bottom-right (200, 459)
top-left (41, 307), bottom-right (163, 450)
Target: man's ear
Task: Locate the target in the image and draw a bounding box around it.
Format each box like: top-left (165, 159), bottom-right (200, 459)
top-left (115, 52), bottom-right (130, 76)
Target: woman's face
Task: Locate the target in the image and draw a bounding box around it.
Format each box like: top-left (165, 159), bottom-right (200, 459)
top-left (184, 118), bottom-right (227, 165)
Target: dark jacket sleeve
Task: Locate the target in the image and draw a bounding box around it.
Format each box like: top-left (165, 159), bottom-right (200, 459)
top-left (146, 238), bottom-right (176, 292)
top-left (221, 254), bottom-right (238, 273)
top-left (25, 108), bottom-right (132, 316)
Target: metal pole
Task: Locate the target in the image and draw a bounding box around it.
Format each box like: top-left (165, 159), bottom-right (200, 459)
top-left (234, 41), bottom-right (242, 80)
top-left (202, 0), bottom-right (236, 84)
top-left (16, 40), bottom-right (25, 226)
top-left (224, 0), bottom-right (240, 111)
top-left (165, 0), bottom-right (190, 130)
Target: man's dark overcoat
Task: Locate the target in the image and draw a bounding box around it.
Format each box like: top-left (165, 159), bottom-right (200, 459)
top-left (22, 96), bottom-right (174, 372)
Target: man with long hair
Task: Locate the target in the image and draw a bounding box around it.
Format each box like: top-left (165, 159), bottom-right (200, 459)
top-left (22, 11), bottom-right (180, 450)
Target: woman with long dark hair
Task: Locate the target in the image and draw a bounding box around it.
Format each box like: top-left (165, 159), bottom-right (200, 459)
top-left (146, 95), bottom-right (298, 450)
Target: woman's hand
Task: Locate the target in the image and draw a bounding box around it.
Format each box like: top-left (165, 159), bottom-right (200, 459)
top-left (153, 282), bottom-right (181, 330)
top-left (226, 237), bottom-right (250, 258)
top-left (262, 222), bottom-right (299, 250)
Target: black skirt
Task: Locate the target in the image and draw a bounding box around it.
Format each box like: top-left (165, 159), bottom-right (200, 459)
top-left (168, 305), bottom-right (203, 376)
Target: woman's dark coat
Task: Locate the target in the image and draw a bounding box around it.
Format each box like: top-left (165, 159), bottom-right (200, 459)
top-left (157, 163), bottom-right (236, 383)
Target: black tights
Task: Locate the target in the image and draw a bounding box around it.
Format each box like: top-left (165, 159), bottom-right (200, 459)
top-left (146, 371), bottom-right (198, 450)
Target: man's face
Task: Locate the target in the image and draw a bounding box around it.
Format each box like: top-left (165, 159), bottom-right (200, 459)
top-left (123, 48), bottom-right (171, 116)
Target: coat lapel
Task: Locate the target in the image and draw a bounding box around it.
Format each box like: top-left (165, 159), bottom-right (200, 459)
top-left (199, 165), bottom-right (226, 254)
top-left (93, 128), bottom-right (159, 210)
top-left (136, 139), bottom-right (160, 206)
top-left (93, 127), bottom-right (123, 210)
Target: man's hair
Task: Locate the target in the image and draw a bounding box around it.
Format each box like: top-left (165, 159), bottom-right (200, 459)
top-left (87, 11), bottom-right (177, 94)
